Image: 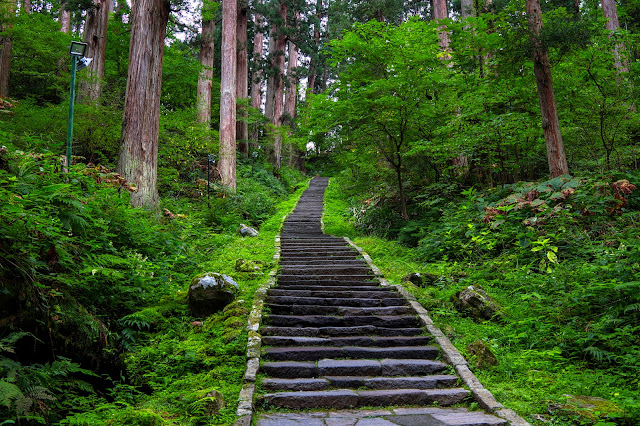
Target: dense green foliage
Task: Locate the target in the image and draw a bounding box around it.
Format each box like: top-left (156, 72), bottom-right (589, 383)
top-left (324, 173), bottom-right (640, 423)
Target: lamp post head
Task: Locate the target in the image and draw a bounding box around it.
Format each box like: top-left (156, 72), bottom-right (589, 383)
top-left (69, 41), bottom-right (87, 57)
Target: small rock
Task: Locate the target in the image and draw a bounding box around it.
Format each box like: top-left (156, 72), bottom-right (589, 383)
top-left (197, 389), bottom-right (225, 416)
top-left (237, 223), bottom-right (259, 237)
top-left (401, 272), bottom-right (439, 287)
top-left (236, 258), bottom-right (267, 272)
top-left (466, 340), bottom-right (498, 368)
top-left (451, 285), bottom-right (502, 321)
top-left (188, 273), bottom-right (239, 317)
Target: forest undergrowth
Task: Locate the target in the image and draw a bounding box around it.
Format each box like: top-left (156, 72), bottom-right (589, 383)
top-left (0, 143), bottom-right (308, 425)
top-left (322, 173), bottom-right (640, 425)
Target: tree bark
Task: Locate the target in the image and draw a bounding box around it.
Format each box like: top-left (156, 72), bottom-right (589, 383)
top-left (307, 0), bottom-right (322, 97)
top-left (461, 0), bottom-right (473, 19)
top-left (21, 0), bottom-right (29, 13)
top-left (264, 30), bottom-right (276, 121)
top-left (236, 0), bottom-right (249, 156)
top-left (196, 3), bottom-right (215, 123)
top-left (219, 0), bottom-right (237, 190)
top-left (250, 11), bottom-right (264, 112)
top-left (78, 0), bottom-right (110, 102)
top-left (271, 0), bottom-right (287, 168)
top-left (432, 0), bottom-right (449, 51)
top-left (526, 0), bottom-right (569, 177)
top-left (601, 0), bottom-right (628, 73)
top-left (59, 7), bottom-right (71, 32)
top-left (0, 0), bottom-right (16, 98)
top-left (284, 39), bottom-right (298, 123)
top-left (116, 0), bottom-right (170, 207)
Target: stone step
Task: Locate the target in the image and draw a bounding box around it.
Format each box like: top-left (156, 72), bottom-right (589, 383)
top-left (260, 326), bottom-right (425, 337)
top-left (274, 282), bottom-right (384, 289)
top-left (267, 304), bottom-right (413, 316)
top-left (279, 267), bottom-right (373, 275)
top-left (279, 255), bottom-right (359, 261)
top-left (267, 289), bottom-right (396, 299)
top-left (266, 296), bottom-right (406, 308)
top-left (262, 374), bottom-right (459, 392)
top-left (279, 259), bottom-right (367, 266)
top-left (277, 275), bottom-right (376, 283)
top-left (261, 358), bottom-right (448, 378)
top-left (264, 315), bottom-right (420, 328)
top-left (263, 346), bottom-right (439, 361)
top-left (261, 335), bottom-right (433, 347)
top-left (260, 388), bottom-right (469, 409)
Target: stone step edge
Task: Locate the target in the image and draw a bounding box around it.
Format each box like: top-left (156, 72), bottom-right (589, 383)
top-left (236, 178), bottom-right (317, 426)
top-left (343, 236), bottom-right (530, 426)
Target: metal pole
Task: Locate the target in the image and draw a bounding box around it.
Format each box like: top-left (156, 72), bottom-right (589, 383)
top-left (65, 56), bottom-right (77, 173)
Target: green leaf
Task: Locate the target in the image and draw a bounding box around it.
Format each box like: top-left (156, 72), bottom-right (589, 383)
top-left (547, 251), bottom-right (559, 264)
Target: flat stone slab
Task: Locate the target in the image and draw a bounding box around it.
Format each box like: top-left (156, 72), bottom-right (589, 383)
top-left (381, 359), bottom-right (448, 375)
top-left (262, 389), bottom-right (358, 409)
top-left (318, 359), bottom-right (381, 376)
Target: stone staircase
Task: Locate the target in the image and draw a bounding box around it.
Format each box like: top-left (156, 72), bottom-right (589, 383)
top-left (239, 177), bottom-right (528, 425)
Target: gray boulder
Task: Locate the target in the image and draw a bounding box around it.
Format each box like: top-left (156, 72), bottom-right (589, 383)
top-left (466, 340), bottom-right (498, 368)
top-left (188, 273), bottom-right (239, 317)
top-left (451, 285), bottom-right (502, 321)
top-left (237, 223), bottom-right (259, 237)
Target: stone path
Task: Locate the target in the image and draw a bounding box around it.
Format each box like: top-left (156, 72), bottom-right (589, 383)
top-left (237, 177), bottom-right (529, 426)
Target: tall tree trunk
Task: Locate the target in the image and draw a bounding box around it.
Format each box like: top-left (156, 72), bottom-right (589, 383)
top-left (432, 0), bottom-right (449, 51)
top-left (236, 0), bottom-right (249, 156)
top-left (271, 0), bottom-right (287, 169)
top-left (0, 0), bottom-right (16, 98)
top-left (78, 0), bottom-right (110, 102)
top-left (196, 2), bottom-right (215, 124)
top-left (59, 7), bottom-right (71, 32)
top-left (307, 0), bottom-right (322, 97)
top-left (116, 0), bottom-right (170, 207)
top-left (284, 39), bottom-right (298, 122)
top-left (461, 0), bottom-right (473, 19)
top-left (219, 0), bottom-right (237, 189)
top-left (250, 11), bottom-right (263, 111)
top-left (601, 0), bottom-right (628, 73)
top-left (21, 0), bottom-right (29, 13)
top-left (526, 0), bottom-right (569, 177)
top-left (264, 31), bottom-right (275, 121)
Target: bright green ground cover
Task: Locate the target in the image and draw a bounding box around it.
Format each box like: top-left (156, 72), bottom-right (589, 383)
top-left (323, 175), bottom-right (640, 425)
top-left (0, 145), bottom-right (308, 424)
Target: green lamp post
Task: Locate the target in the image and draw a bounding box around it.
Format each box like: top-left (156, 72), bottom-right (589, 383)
top-left (65, 41), bottom-right (92, 172)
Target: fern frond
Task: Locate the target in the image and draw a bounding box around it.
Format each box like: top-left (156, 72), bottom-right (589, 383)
top-left (0, 380), bottom-right (23, 407)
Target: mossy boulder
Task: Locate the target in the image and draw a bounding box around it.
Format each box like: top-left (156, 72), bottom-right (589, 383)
top-left (188, 273), bottom-right (239, 317)
top-left (466, 339), bottom-right (498, 368)
top-left (237, 223), bottom-right (259, 237)
top-left (235, 258), bottom-right (267, 273)
top-left (548, 394), bottom-right (624, 423)
top-left (451, 285), bottom-right (503, 321)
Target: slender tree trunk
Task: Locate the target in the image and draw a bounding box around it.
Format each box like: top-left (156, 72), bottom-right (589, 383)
top-left (116, 0), bottom-right (169, 207)
top-left (271, 0), bottom-right (287, 168)
top-left (21, 0), bottom-right (29, 13)
top-left (60, 7), bottom-right (71, 32)
top-left (526, 0), bottom-right (569, 177)
top-left (264, 31), bottom-right (276, 121)
top-left (307, 0), bottom-right (322, 97)
top-left (432, 0), bottom-right (449, 51)
top-left (196, 4), bottom-right (215, 123)
top-left (250, 11), bottom-right (263, 111)
top-left (602, 0), bottom-right (628, 73)
top-left (0, 0), bottom-right (16, 98)
top-left (219, 0), bottom-right (237, 190)
top-left (395, 153), bottom-right (408, 220)
top-left (78, 0), bottom-right (110, 102)
top-left (236, 1), bottom-right (249, 156)
top-left (461, 0), bottom-right (473, 19)
top-left (284, 39), bottom-right (298, 122)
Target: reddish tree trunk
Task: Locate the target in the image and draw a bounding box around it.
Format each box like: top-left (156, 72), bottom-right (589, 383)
top-left (117, 0), bottom-right (169, 207)
top-left (219, 0), bottom-right (237, 190)
top-left (432, 0), bottom-right (449, 51)
top-left (284, 40), bottom-right (298, 122)
top-left (307, 0), bottom-right (322, 97)
top-left (59, 8), bottom-right (71, 32)
top-left (264, 31), bottom-right (276, 121)
top-left (527, 0), bottom-right (569, 177)
top-left (79, 0), bottom-right (110, 102)
top-left (236, 1), bottom-right (249, 156)
top-left (22, 0), bottom-right (30, 13)
top-left (461, 0), bottom-right (473, 19)
top-left (271, 0), bottom-right (287, 168)
top-left (0, 0), bottom-right (16, 98)
top-left (602, 0), bottom-right (628, 73)
top-left (250, 11), bottom-right (264, 112)
top-left (196, 8), bottom-right (215, 123)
